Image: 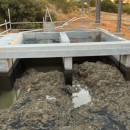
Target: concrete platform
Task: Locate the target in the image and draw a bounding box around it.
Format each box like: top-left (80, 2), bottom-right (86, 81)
top-left (0, 29), bottom-right (130, 90)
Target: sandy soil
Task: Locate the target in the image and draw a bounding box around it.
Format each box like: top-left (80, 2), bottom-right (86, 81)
top-left (0, 61), bottom-right (130, 130)
top-left (57, 10), bottom-right (130, 40)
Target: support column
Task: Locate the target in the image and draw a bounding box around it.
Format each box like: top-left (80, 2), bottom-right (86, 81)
top-left (60, 32), bottom-right (72, 85)
top-left (63, 57), bottom-right (73, 85)
top-left (0, 59), bottom-right (15, 91)
top-left (117, 0), bottom-right (122, 33)
top-left (109, 55), bottom-right (130, 81)
top-left (115, 0), bottom-right (124, 35)
top-left (95, 0), bottom-right (101, 24)
top-left (0, 59), bottom-right (25, 91)
top-left (120, 55), bottom-right (130, 80)
top-left (0, 59), bottom-right (13, 72)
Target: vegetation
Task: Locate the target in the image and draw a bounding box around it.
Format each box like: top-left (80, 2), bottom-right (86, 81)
top-left (90, 0), bottom-right (96, 7)
top-left (123, 4), bottom-right (130, 14)
top-left (0, 0), bottom-right (129, 25)
top-left (101, 0), bottom-right (130, 14)
top-left (49, 0), bottom-right (79, 14)
top-left (0, 0), bottom-right (79, 24)
top-left (0, 0), bottom-right (50, 23)
top-left (101, 0), bottom-right (118, 13)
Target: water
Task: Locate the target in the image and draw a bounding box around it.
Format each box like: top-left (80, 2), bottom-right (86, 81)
top-left (0, 65), bottom-right (62, 109)
top-left (0, 87), bottom-right (20, 109)
top-left (72, 80), bottom-right (91, 108)
top-left (70, 38), bottom-right (94, 43)
top-left (73, 88), bottom-right (91, 108)
top-left (70, 38), bottom-right (106, 43)
top-left (0, 64), bottom-right (90, 109)
top-left (24, 39), bottom-right (60, 44)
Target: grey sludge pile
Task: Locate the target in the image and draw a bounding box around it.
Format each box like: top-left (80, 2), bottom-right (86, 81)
top-left (0, 61), bottom-right (130, 130)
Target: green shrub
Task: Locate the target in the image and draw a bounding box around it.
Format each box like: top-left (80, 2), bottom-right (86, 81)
top-left (101, 0), bottom-right (118, 13)
top-left (50, 12), bottom-right (57, 21)
top-left (90, 0), bottom-right (96, 7)
top-left (0, 0), bottom-right (50, 24)
top-left (49, 0), bottom-right (78, 14)
top-left (123, 4), bottom-right (130, 14)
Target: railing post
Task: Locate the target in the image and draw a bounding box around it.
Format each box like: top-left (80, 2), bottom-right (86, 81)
top-left (5, 19), bottom-right (8, 34)
top-left (43, 17), bottom-right (44, 32)
top-left (8, 8), bottom-right (12, 30)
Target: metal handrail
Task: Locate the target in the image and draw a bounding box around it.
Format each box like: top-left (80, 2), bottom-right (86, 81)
top-left (0, 21), bottom-right (11, 35)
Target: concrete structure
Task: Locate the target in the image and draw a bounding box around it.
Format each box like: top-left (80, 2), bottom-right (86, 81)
top-left (44, 22), bottom-right (55, 32)
top-left (0, 29), bottom-right (130, 90)
top-left (95, 0), bottom-right (101, 24)
top-left (60, 32), bottom-right (72, 85)
top-left (95, 0), bottom-right (123, 33)
top-left (115, 0), bottom-right (124, 35)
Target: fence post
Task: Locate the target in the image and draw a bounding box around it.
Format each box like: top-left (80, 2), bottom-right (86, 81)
top-left (43, 17), bottom-right (45, 32)
top-left (8, 8), bottom-right (12, 30)
top-left (5, 19), bottom-right (8, 34)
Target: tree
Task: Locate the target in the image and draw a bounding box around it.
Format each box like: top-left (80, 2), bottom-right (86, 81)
top-left (113, 0), bottom-right (118, 4)
top-left (113, 0), bottom-right (130, 4)
top-left (0, 0), bottom-right (49, 23)
top-left (90, 0), bottom-right (96, 7)
top-left (101, 0), bottom-right (118, 13)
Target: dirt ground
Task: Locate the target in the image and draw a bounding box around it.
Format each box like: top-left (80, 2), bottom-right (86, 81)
top-left (1, 9), bottom-right (130, 40)
top-left (0, 61), bottom-right (130, 130)
top-left (57, 9), bottom-right (130, 40)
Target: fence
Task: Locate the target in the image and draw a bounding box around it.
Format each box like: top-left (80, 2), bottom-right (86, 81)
top-left (0, 17), bottom-right (130, 34)
top-left (0, 8), bottom-right (130, 35)
top-left (0, 20), bottom-right (11, 35)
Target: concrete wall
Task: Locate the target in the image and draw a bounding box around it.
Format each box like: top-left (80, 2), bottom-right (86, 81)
top-left (0, 33), bottom-right (23, 73)
top-left (0, 59), bottom-right (12, 72)
top-left (112, 55), bottom-right (130, 68)
top-left (66, 31), bottom-right (102, 42)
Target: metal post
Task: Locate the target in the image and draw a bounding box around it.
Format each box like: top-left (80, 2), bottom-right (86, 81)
top-left (43, 17), bottom-right (45, 32)
top-left (95, 0), bottom-right (101, 24)
top-left (117, 0), bottom-right (122, 33)
top-left (45, 6), bottom-right (52, 22)
top-left (87, 0), bottom-right (91, 13)
top-left (47, 7), bottom-right (52, 22)
top-left (5, 19), bottom-right (8, 34)
top-left (81, 0), bottom-right (85, 15)
top-left (8, 9), bottom-right (12, 30)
